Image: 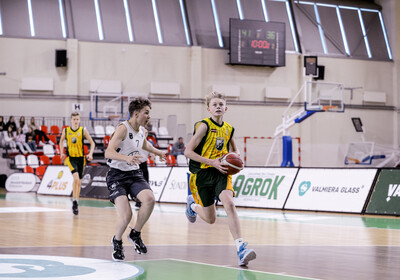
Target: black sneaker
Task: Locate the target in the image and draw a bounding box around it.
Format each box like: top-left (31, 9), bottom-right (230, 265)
top-left (127, 227), bottom-right (147, 254)
top-left (111, 236), bottom-right (125, 261)
top-left (72, 201), bottom-right (79, 215)
top-left (132, 197), bottom-right (141, 208)
top-left (135, 201), bottom-right (142, 208)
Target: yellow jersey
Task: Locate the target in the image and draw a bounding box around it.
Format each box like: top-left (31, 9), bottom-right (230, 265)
top-left (65, 126), bottom-right (84, 157)
top-left (189, 117), bottom-right (234, 173)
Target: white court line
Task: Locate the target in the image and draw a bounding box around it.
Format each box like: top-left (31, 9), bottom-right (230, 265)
top-left (167, 258), bottom-right (320, 280)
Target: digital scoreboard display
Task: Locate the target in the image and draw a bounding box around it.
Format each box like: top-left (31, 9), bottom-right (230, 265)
top-left (229, 19), bottom-right (286, 67)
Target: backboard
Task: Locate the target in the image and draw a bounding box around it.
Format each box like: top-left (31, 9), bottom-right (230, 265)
top-left (304, 81), bottom-right (344, 112)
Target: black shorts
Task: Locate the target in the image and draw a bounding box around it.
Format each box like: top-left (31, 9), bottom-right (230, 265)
top-left (195, 168), bottom-right (233, 207)
top-left (65, 156), bottom-right (85, 179)
top-left (106, 168), bottom-right (151, 204)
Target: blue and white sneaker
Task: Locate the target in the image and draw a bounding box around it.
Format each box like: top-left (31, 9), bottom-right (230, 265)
top-left (185, 195), bottom-right (197, 223)
top-left (237, 242), bottom-right (256, 266)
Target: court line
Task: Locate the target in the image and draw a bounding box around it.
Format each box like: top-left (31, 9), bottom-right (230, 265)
top-left (2, 244), bottom-right (400, 249)
top-left (166, 258), bottom-right (320, 280)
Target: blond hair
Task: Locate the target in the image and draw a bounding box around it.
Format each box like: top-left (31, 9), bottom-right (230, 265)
top-left (205, 91), bottom-right (226, 107)
top-left (71, 112), bottom-right (80, 118)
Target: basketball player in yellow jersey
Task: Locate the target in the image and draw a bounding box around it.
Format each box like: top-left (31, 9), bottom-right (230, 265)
top-left (59, 112), bottom-right (95, 215)
top-left (184, 91), bottom-right (256, 266)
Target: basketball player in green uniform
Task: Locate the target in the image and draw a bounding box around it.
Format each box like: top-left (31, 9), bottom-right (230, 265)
top-left (59, 112), bottom-right (95, 215)
top-left (184, 91), bottom-right (256, 266)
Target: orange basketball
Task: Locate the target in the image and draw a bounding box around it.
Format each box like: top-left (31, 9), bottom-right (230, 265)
top-left (221, 152), bottom-right (243, 175)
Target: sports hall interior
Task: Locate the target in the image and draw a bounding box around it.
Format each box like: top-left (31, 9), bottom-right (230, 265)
top-left (1, 0), bottom-right (400, 279)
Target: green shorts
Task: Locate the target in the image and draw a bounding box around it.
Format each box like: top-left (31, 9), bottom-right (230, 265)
top-left (195, 168), bottom-right (233, 207)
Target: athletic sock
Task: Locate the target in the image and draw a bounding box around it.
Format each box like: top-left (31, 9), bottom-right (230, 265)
top-left (190, 203), bottom-right (199, 213)
top-left (235, 238), bottom-right (244, 251)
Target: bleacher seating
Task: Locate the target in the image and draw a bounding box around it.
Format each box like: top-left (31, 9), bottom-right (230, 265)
top-left (166, 155), bottom-right (176, 166)
top-left (177, 155), bottom-right (188, 166)
top-left (41, 125), bottom-right (48, 134)
top-left (43, 144), bottom-right (55, 158)
top-left (103, 135), bottom-right (110, 148)
top-left (167, 144), bottom-right (173, 154)
top-left (27, 154), bottom-right (39, 168)
top-left (147, 156), bottom-right (155, 167)
top-left (94, 125), bottom-right (106, 137)
top-left (155, 155), bottom-right (166, 166)
top-left (35, 165), bottom-right (47, 179)
top-left (105, 125), bottom-right (115, 135)
top-left (50, 125), bottom-right (60, 135)
top-left (54, 144), bottom-right (61, 155)
top-left (1, 116), bottom-right (145, 169)
top-left (52, 155), bottom-right (63, 165)
top-left (84, 145), bottom-right (89, 155)
top-left (23, 166), bottom-right (34, 173)
top-left (15, 155), bottom-right (27, 169)
top-left (147, 135), bottom-right (158, 147)
top-left (39, 155), bottom-right (51, 166)
top-left (47, 135), bottom-right (57, 145)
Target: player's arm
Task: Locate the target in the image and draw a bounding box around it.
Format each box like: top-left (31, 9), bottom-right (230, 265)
top-left (84, 128), bottom-right (95, 161)
top-left (184, 123), bottom-right (227, 174)
top-left (142, 138), bottom-right (166, 161)
top-left (59, 128), bottom-right (66, 161)
top-left (105, 124), bottom-right (142, 165)
top-left (229, 131), bottom-right (241, 157)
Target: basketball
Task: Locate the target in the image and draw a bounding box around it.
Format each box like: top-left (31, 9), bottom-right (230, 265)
top-left (220, 152), bottom-right (243, 175)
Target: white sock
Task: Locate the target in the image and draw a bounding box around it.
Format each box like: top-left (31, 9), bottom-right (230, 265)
top-left (190, 203), bottom-right (198, 213)
top-left (235, 238), bottom-right (244, 251)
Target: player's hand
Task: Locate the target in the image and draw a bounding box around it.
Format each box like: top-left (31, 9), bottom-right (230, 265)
top-left (210, 158), bottom-right (228, 174)
top-left (86, 154), bottom-right (93, 162)
top-left (158, 151), bottom-right (167, 162)
top-left (126, 154), bottom-right (143, 165)
top-left (61, 154), bottom-right (66, 162)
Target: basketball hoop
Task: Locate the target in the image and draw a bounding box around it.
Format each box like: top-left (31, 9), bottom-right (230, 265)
top-left (323, 105), bottom-right (338, 111)
top-left (107, 115), bottom-right (121, 120)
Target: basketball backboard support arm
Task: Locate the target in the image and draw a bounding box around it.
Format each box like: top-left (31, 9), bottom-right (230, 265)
top-left (266, 79), bottom-right (345, 167)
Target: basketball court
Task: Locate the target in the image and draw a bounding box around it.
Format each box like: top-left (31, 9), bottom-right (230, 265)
top-left (1, 189), bottom-right (400, 280)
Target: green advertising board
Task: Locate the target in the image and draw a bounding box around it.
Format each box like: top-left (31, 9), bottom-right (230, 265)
top-left (366, 169), bottom-right (400, 215)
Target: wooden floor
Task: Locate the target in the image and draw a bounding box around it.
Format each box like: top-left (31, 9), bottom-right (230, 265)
top-left (1, 189), bottom-right (400, 279)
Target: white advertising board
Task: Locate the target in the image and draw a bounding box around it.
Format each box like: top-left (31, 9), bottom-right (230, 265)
top-left (5, 173), bottom-right (38, 192)
top-left (148, 167), bottom-right (172, 201)
top-left (232, 168), bottom-right (298, 208)
top-left (285, 168), bottom-right (378, 213)
top-left (159, 167), bottom-right (190, 203)
top-left (37, 166), bottom-right (73, 196)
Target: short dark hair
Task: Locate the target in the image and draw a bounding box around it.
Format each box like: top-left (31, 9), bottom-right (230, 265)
top-left (129, 97), bottom-right (152, 116)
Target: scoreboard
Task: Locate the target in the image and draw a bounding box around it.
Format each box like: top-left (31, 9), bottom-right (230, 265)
top-left (229, 19), bottom-right (286, 67)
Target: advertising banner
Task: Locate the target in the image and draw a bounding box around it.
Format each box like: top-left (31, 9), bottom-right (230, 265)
top-left (5, 173), bottom-right (38, 192)
top-left (159, 167), bottom-right (189, 203)
top-left (37, 166), bottom-right (73, 196)
top-left (285, 168), bottom-right (377, 213)
top-left (232, 168), bottom-right (298, 208)
top-left (148, 167), bottom-right (172, 201)
top-left (366, 169), bottom-right (400, 215)
top-left (80, 165), bottom-right (109, 199)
